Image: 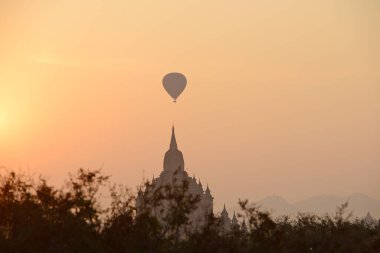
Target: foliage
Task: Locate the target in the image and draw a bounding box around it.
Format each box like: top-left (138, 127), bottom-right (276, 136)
top-left (0, 169), bottom-right (379, 253)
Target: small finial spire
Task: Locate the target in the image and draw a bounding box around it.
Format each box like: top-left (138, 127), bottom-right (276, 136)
top-left (205, 184), bottom-right (211, 195)
top-left (221, 204), bottom-right (229, 217)
top-left (170, 125), bottom-right (177, 149)
top-left (232, 211), bottom-right (238, 224)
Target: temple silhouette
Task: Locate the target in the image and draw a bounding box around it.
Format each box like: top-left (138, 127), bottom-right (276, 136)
top-left (136, 126), bottom-right (241, 230)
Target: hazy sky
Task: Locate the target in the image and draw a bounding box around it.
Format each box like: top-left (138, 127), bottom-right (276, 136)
top-left (1, 0), bottom-right (379, 212)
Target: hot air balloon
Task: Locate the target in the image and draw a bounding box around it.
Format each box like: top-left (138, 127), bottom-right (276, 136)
top-left (162, 72), bottom-right (187, 102)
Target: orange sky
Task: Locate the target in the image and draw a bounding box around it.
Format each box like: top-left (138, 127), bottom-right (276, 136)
top-left (1, 0), bottom-right (379, 211)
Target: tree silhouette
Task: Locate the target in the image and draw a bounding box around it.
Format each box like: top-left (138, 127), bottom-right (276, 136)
top-left (0, 168), bottom-right (379, 253)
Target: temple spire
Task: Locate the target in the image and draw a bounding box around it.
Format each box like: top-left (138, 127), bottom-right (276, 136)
top-left (232, 211), bottom-right (238, 226)
top-left (170, 125), bottom-right (177, 149)
top-left (222, 204), bottom-right (227, 214)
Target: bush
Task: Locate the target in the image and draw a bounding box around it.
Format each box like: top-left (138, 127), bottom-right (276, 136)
top-left (0, 169), bottom-right (379, 253)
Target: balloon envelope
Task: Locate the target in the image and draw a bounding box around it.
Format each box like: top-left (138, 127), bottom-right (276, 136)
top-left (162, 72), bottom-right (187, 102)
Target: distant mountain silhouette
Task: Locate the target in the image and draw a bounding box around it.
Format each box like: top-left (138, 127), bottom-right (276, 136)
top-left (255, 193), bottom-right (380, 219)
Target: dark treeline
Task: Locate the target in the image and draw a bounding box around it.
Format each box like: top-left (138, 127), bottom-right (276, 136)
top-left (0, 168), bottom-right (379, 253)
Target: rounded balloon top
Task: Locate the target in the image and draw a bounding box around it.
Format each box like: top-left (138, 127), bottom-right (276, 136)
top-left (162, 72), bottom-right (187, 102)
